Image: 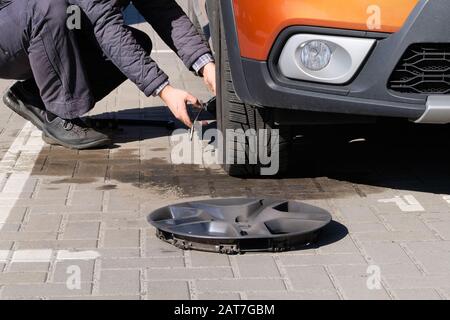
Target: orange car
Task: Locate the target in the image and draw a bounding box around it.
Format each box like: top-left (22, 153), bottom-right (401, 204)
top-left (189, 0), bottom-right (450, 176)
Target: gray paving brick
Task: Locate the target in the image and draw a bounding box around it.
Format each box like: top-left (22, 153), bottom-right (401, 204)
top-left (68, 212), bottom-right (140, 222)
top-left (196, 279), bottom-right (286, 292)
top-left (346, 222), bottom-right (388, 233)
top-left (329, 262), bottom-right (422, 278)
top-left (441, 288), bottom-right (450, 299)
top-left (54, 295), bottom-right (140, 300)
top-left (279, 253), bottom-right (366, 266)
top-left (285, 266), bottom-right (335, 291)
top-left (63, 222), bottom-right (100, 240)
top-left (334, 276), bottom-right (391, 300)
top-left (234, 255), bottom-right (280, 278)
top-left (1, 283), bottom-right (92, 298)
top-left (35, 185), bottom-right (70, 199)
top-left (103, 229), bottom-right (140, 248)
top-left (99, 269), bottom-right (140, 295)
top-left (335, 205), bottom-right (379, 223)
top-left (44, 161), bottom-right (77, 176)
top-left (107, 191), bottom-right (140, 212)
top-left (97, 248), bottom-right (141, 259)
top-left (30, 205), bottom-right (102, 215)
top-left (14, 239), bottom-right (98, 250)
top-left (188, 251), bottom-right (230, 268)
top-left (52, 260), bottom-right (95, 283)
top-left (147, 267), bottom-right (233, 280)
top-left (246, 290), bottom-right (340, 300)
top-left (385, 275), bottom-right (450, 289)
top-left (382, 263), bottom-right (423, 277)
top-left (2, 175), bottom-right (38, 193)
top-left (102, 257), bottom-right (184, 269)
top-left (103, 218), bottom-right (148, 229)
top-left (0, 207), bottom-right (26, 224)
top-left (147, 280), bottom-right (190, 299)
top-left (13, 197), bottom-right (67, 207)
top-left (405, 241), bottom-right (450, 274)
top-left (393, 288), bottom-right (442, 300)
top-left (0, 224), bottom-right (20, 232)
top-left (318, 236), bottom-right (360, 254)
top-left (24, 215), bottom-right (62, 232)
top-left (0, 272), bottom-right (47, 284)
top-left (427, 221), bottom-right (450, 240)
top-left (75, 163), bottom-right (107, 179)
top-left (354, 230), bottom-right (437, 242)
top-left (0, 241), bottom-right (13, 250)
top-left (0, 192), bottom-right (33, 201)
top-left (421, 212), bottom-right (450, 222)
top-left (0, 232), bottom-right (57, 241)
top-left (382, 215), bottom-right (432, 233)
top-left (197, 292), bottom-right (241, 300)
top-left (9, 262), bottom-right (50, 273)
top-left (145, 237), bottom-right (184, 257)
top-left (361, 242), bottom-right (412, 264)
top-left (70, 190), bottom-right (104, 207)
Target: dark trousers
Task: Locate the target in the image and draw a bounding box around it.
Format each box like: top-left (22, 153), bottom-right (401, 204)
top-left (0, 0), bottom-right (151, 119)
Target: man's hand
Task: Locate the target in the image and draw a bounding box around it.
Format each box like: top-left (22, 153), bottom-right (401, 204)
top-left (159, 85), bottom-right (201, 128)
top-left (201, 62), bottom-right (216, 95)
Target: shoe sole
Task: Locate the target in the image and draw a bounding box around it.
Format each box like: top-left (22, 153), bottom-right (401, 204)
top-left (3, 88), bottom-right (45, 130)
top-left (41, 132), bottom-right (111, 150)
top-left (4, 88), bottom-right (111, 150)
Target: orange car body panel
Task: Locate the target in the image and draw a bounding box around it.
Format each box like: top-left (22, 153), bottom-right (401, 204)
top-left (232, 0), bottom-right (419, 60)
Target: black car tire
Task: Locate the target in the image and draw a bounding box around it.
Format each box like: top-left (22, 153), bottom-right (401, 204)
top-left (215, 9), bottom-right (292, 177)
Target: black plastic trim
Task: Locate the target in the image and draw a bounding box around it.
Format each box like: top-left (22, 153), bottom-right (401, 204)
top-left (242, 58), bottom-right (425, 119)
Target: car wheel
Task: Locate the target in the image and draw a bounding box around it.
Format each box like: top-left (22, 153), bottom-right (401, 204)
top-left (216, 11), bottom-right (292, 177)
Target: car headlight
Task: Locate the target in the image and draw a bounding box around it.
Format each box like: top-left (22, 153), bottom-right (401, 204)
top-left (299, 40), bottom-right (332, 71)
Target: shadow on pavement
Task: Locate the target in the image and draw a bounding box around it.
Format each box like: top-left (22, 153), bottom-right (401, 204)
top-left (286, 121), bottom-right (450, 195)
top-left (27, 114), bottom-right (450, 201)
top-left (285, 221), bottom-right (349, 252)
top-left (315, 221), bottom-right (350, 248)
top-left (86, 106), bottom-right (215, 144)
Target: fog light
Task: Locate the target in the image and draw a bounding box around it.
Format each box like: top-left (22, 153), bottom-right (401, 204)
top-left (299, 40), bottom-right (332, 71)
top-left (279, 34), bottom-right (376, 84)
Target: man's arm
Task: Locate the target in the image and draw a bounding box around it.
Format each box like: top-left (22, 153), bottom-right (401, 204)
top-left (70, 0), bottom-right (168, 96)
top-left (71, 0), bottom-right (203, 127)
top-left (132, 0), bottom-right (213, 71)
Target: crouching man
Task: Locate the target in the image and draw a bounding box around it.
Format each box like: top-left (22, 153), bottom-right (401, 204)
top-left (0, 0), bottom-right (215, 149)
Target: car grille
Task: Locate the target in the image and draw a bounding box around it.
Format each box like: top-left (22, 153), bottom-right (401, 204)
top-left (388, 44), bottom-right (450, 94)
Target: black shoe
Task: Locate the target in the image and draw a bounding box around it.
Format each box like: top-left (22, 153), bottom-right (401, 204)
top-left (42, 114), bottom-right (111, 150)
top-left (2, 81), bottom-right (46, 130)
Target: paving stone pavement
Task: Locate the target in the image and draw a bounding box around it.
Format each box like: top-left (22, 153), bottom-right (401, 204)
top-left (1, 1), bottom-right (450, 300)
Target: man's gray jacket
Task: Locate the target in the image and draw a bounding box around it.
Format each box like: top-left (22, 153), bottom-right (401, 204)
top-left (0, 0), bottom-right (211, 96)
top-left (73, 0), bottom-right (212, 96)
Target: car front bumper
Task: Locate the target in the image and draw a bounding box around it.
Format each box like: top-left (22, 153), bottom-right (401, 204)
top-left (221, 0), bottom-right (450, 122)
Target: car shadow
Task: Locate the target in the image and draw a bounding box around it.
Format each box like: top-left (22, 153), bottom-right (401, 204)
top-left (284, 121), bottom-right (450, 195)
top-left (85, 105), bottom-right (216, 144)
